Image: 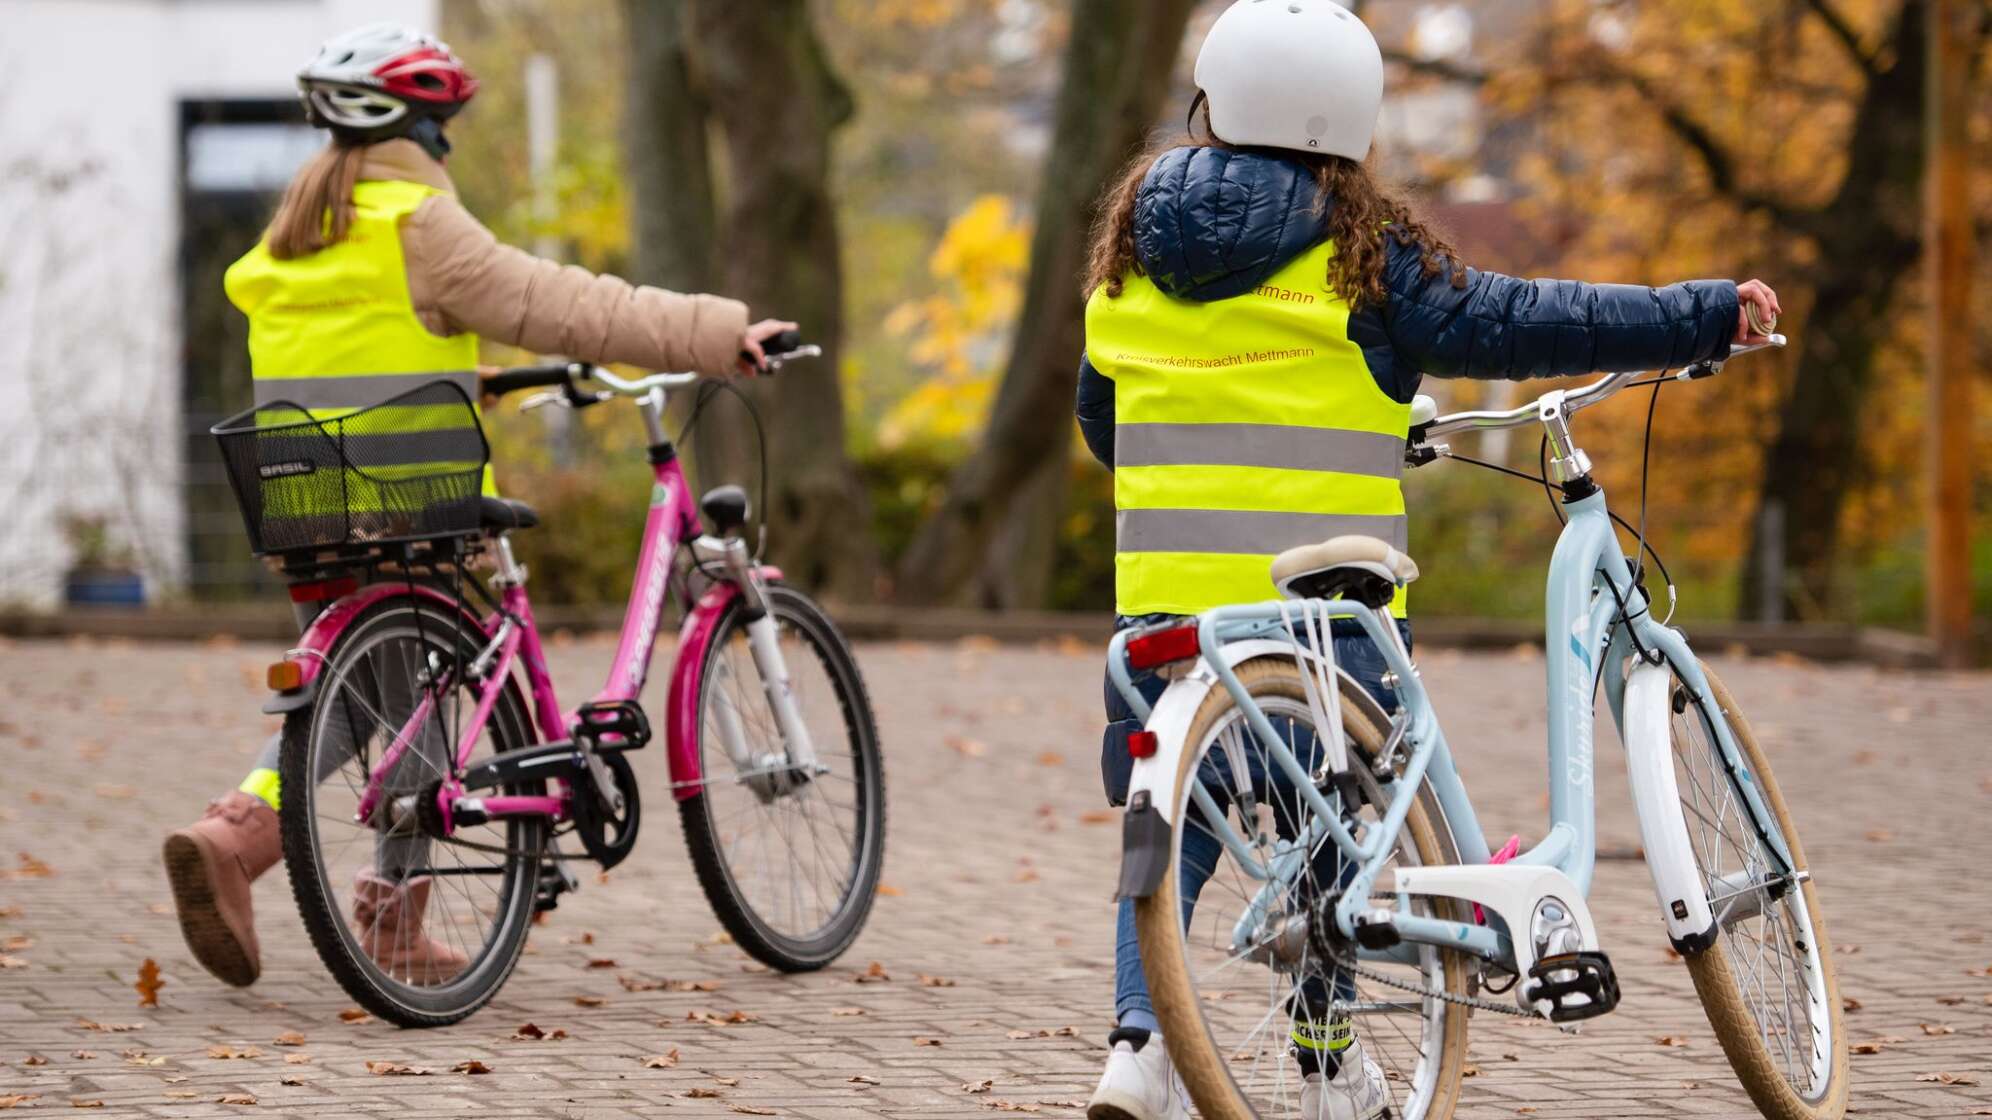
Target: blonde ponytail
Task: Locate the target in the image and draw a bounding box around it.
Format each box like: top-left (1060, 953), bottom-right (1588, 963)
top-left (266, 141), bottom-right (367, 260)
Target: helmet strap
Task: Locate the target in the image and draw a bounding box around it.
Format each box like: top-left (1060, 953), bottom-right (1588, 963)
top-left (1185, 90), bottom-right (1209, 140)
top-left (408, 116), bottom-right (452, 161)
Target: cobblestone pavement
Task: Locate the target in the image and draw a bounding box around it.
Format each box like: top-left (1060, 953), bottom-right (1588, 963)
top-left (1, 632), bottom-right (1988, 1118)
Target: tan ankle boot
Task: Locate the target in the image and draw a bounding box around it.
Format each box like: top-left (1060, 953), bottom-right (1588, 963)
top-left (162, 791), bottom-right (282, 987)
top-left (351, 869), bottom-right (469, 984)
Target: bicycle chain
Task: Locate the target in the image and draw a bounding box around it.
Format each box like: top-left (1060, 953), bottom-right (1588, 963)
top-left (1320, 942), bottom-right (1553, 1023)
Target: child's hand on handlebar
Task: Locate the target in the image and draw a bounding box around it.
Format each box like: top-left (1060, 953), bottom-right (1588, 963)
top-left (1735, 280), bottom-right (1781, 344)
top-left (738, 319), bottom-right (801, 376)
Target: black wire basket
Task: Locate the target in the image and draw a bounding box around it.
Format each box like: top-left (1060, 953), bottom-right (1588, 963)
top-left (212, 379), bottom-right (490, 556)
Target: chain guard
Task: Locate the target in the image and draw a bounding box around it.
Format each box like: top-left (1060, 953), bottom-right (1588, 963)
top-left (572, 750), bottom-right (641, 870)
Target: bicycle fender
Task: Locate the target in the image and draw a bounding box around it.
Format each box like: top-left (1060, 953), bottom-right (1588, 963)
top-left (1623, 660), bottom-right (1718, 953)
top-left (663, 567), bottom-right (783, 802)
top-left (274, 583), bottom-right (493, 699)
top-left (1117, 639), bottom-right (1389, 899)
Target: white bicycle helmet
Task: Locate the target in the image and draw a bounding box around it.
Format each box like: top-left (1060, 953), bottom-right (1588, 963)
top-left (298, 23), bottom-right (477, 148)
top-left (1193, 0), bottom-right (1384, 160)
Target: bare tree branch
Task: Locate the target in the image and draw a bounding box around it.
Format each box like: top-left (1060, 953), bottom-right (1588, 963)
top-left (1381, 47), bottom-right (1489, 86)
top-left (1801, 0), bottom-right (1879, 74)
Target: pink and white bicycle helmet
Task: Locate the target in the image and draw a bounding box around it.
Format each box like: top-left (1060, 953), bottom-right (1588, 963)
top-left (298, 23), bottom-right (478, 151)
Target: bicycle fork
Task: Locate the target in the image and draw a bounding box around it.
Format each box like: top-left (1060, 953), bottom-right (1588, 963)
top-left (691, 532), bottom-right (822, 796)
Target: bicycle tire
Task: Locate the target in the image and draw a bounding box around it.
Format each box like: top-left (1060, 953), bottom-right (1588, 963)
top-left (677, 581), bottom-right (886, 971)
top-left (279, 595), bottom-right (546, 1027)
top-left (1135, 656), bottom-right (1470, 1120)
top-left (1674, 662), bottom-right (1849, 1119)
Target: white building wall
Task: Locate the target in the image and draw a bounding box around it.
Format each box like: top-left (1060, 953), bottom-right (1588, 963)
top-left (0, 0), bottom-right (436, 608)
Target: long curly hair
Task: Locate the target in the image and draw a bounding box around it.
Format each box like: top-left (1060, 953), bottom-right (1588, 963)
top-left (1085, 107), bottom-right (1465, 308)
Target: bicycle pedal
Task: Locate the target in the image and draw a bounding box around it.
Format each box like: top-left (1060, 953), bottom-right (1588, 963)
top-left (534, 860), bottom-right (580, 913)
top-left (575, 700), bottom-right (651, 751)
top-left (1522, 950), bottom-right (1620, 1022)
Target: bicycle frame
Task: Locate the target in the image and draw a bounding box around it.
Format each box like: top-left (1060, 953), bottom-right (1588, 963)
top-left (274, 407), bottom-right (777, 834)
top-left (1113, 481), bottom-right (1795, 978)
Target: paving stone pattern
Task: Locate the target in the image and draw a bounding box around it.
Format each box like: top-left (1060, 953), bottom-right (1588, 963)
top-left (0, 634), bottom-right (1987, 1117)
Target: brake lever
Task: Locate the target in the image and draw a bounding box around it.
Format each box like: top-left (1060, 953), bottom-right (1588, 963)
top-left (760, 343), bottom-right (824, 374)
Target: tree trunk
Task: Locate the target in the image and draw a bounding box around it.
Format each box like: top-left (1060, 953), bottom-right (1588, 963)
top-left (1741, 0), bottom-right (1931, 619)
top-left (621, 0), bottom-right (716, 292)
top-left (894, 0), bottom-right (1198, 608)
top-left (679, 0), bottom-right (879, 600)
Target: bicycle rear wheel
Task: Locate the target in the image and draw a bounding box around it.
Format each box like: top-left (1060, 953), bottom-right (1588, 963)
top-left (677, 582), bottom-right (885, 971)
top-left (1670, 662), bottom-right (1848, 1119)
top-left (280, 595), bottom-right (545, 1027)
top-left (1134, 656), bottom-right (1470, 1120)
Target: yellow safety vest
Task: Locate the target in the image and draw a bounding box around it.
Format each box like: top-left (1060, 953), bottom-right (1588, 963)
top-left (1085, 240), bottom-right (1410, 618)
top-left (224, 178), bottom-right (493, 501)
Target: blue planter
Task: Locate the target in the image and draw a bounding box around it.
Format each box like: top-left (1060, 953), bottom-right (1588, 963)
top-left (64, 569), bottom-right (146, 608)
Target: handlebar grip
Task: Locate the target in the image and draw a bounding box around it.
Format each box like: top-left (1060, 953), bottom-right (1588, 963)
top-left (482, 363), bottom-right (579, 398)
top-left (760, 329), bottom-right (804, 358)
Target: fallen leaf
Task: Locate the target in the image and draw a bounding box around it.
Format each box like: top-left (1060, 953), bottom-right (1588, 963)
top-left (337, 1008), bottom-right (371, 1023)
top-left (512, 1022), bottom-right (547, 1040)
top-left (1864, 828), bottom-right (1893, 843)
top-left (1078, 810), bottom-right (1116, 825)
top-left (273, 1031), bottom-right (306, 1046)
top-left (1036, 751), bottom-right (1064, 766)
top-left (1920, 1023), bottom-right (1956, 1036)
top-left (1917, 1072), bottom-right (1979, 1086)
top-left (982, 934), bottom-right (1010, 945)
top-left (642, 1049), bottom-right (681, 1069)
top-left (278, 1076), bottom-right (305, 1087)
top-left (875, 883), bottom-right (904, 897)
top-left (453, 1060), bottom-right (493, 1074)
top-left (131, 958), bottom-right (163, 1007)
top-left (946, 735), bottom-right (988, 758)
top-left (983, 1102), bottom-right (1041, 1114)
top-left (1936, 995), bottom-right (1965, 1006)
top-left (619, 975), bottom-right (722, 993)
top-left (284, 1054), bottom-right (312, 1065)
top-left (914, 1037), bottom-right (944, 1047)
top-left (727, 1107), bottom-right (776, 1116)
top-left (1654, 1036), bottom-right (1690, 1048)
top-left (216, 1093), bottom-right (258, 1105)
top-left (855, 961), bottom-right (891, 983)
top-left (1012, 867), bottom-right (1040, 883)
top-left (5, 854), bottom-right (53, 879)
top-left (848, 1075), bottom-right (881, 1086)
top-left (365, 1060), bottom-right (433, 1076)
top-left (3, 936), bottom-right (31, 952)
top-left (1462, 1064), bottom-right (1481, 1077)
top-left (830, 1007), bottom-right (865, 1017)
top-left (207, 1044), bottom-right (263, 1060)
top-left (586, 958), bottom-right (619, 969)
top-left (712, 1077), bottom-right (739, 1087)
top-left (0, 1095), bottom-right (40, 1109)
top-left (686, 1087), bottom-right (724, 1099)
top-left (0, 956), bottom-right (26, 970)
top-left (71, 1051), bottom-right (97, 1060)
top-left (77, 1019), bottom-right (144, 1033)
top-left (573, 996), bottom-right (608, 1008)
top-left (962, 1079), bottom-right (994, 1093)
top-left (22, 1056), bottom-right (47, 1066)
top-left (919, 974), bottom-right (957, 988)
top-left (1842, 997), bottom-right (1862, 1012)
top-left (70, 1100), bottom-right (105, 1109)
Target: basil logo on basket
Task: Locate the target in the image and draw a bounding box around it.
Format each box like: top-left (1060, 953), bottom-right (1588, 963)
top-left (258, 460), bottom-right (317, 480)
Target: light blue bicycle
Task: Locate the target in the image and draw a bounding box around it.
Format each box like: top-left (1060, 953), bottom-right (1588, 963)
top-left (1110, 338), bottom-right (1846, 1120)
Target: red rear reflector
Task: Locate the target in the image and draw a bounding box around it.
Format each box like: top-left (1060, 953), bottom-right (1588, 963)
top-left (267, 660), bottom-right (306, 692)
top-left (1126, 624), bottom-right (1200, 671)
top-left (289, 576), bottom-right (358, 603)
top-left (1127, 730), bottom-right (1159, 759)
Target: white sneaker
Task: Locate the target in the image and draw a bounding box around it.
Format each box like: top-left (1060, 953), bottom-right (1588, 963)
top-left (1088, 1032), bottom-right (1192, 1120)
top-left (1298, 1039), bottom-right (1390, 1120)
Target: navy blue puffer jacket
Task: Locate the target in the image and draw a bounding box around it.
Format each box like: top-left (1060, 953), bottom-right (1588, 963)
top-left (1076, 145), bottom-right (1739, 468)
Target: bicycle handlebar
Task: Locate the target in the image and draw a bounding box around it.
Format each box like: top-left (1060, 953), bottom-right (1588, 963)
top-left (1413, 334), bottom-right (1786, 442)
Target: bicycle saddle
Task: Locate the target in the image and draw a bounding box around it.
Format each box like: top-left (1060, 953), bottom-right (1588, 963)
top-left (480, 496), bottom-right (541, 532)
top-left (1270, 535), bottom-right (1419, 608)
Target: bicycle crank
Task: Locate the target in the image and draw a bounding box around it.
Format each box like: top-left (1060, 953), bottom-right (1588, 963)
top-left (572, 748), bottom-right (641, 869)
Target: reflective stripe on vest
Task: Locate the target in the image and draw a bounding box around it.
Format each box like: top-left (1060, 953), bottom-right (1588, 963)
top-left (1085, 239), bottom-right (1411, 618)
top-left (225, 178), bottom-right (493, 496)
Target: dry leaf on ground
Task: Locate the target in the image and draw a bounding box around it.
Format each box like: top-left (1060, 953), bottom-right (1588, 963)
top-left (365, 1060), bottom-right (432, 1076)
top-left (875, 883), bottom-right (904, 897)
top-left (962, 1079), bottom-right (994, 1093)
top-left (272, 1031), bottom-right (306, 1046)
top-left (574, 996), bottom-right (608, 1008)
top-left (206, 1044), bottom-right (262, 1060)
top-left (1654, 1036), bottom-right (1690, 1047)
top-left (830, 1007), bottom-right (865, 1017)
top-left (453, 1060), bottom-right (493, 1074)
top-left (641, 1049), bottom-right (680, 1069)
top-left (586, 958), bottom-right (619, 969)
top-left (686, 1088), bottom-right (724, 1099)
top-left (728, 1107), bottom-right (776, 1117)
top-left (1920, 1023), bottom-right (1956, 1036)
top-left (848, 1075), bottom-right (881, 1087)
top-left (215, 1093), bottom-right (258, 1106)
top-left (134, 958), bottom-right (163, 1007)
top-left (337, 1008), bottom-right (371, 1023)
top-left (914, 1037), bottom-right (944, 1047)
top-left (855, 961), bottom-right (891, 983)
top-left (1919, 1072), bottom-right (1979, 1086)
top-left (919, 974), bottom-right (957, 988)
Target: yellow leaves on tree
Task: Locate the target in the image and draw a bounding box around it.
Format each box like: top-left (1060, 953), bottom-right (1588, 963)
top-left (878, 195), bottom-right (1030, 449)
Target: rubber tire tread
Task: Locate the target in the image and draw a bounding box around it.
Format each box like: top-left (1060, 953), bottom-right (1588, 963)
top-left (1134, 657), bottom-right (1470, 1120)
top-left (279, 595), bottom-right (543, 1028)
top-left (677, 582), bottom-right (885, 972)
top-left (1679, 663), bottom-right (1849, 1120)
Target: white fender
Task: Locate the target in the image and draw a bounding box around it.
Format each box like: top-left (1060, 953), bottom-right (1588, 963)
top-left (1124, 639), bottom-right (1297, 826)
top-left (1623, 660), bottom-right (1717, 950)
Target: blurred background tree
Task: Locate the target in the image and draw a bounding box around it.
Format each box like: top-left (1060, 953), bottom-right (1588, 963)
top-left (432, 0), bottom-right (1986, 635)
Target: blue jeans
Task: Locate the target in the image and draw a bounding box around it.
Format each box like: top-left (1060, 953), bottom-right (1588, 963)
top-left (1106, 617), bottom-right (1408, 1034)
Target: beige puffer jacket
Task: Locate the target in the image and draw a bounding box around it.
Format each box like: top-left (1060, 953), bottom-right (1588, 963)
top-left (364, 139), bottom-right (748, 376)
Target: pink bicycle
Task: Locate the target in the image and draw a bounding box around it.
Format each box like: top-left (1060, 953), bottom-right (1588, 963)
top-left (212, 337), bottom-right (885, 1026)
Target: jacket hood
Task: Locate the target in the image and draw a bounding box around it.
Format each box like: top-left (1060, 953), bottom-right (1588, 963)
top-left (1133, 145), bottom-right (1328, 302)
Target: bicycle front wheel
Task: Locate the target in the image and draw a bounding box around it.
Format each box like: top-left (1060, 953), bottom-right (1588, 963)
top-left (1135, 656), bottom-right (1470, 1120)
top-left (1670, 661), bottom-right (1848, 1119)
top-left (677, 582), bottom-right (885, 971)
top-left (280, 595), bottom-right (546, 1027)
